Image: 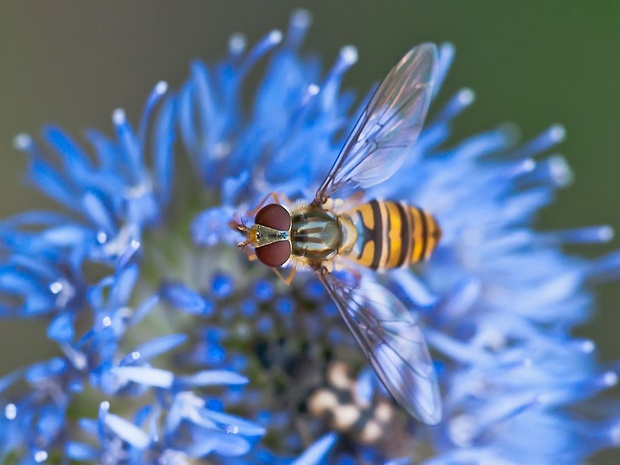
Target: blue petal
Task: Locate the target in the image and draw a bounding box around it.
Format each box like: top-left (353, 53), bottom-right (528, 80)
top-left (105, 412), bottom-right (151, 449)
top-left (178, 370), bottom-right (248, 387)
top-left (128, 333), bottom-right (188, 363)
top-left (65, 441), bottom-right (99, 461)
top-left (290, 432), bottom-right (337, 465)
top-left (160, 281), bottom-right (212, 315)
top-left (111, 366), bottom-right (174, 388)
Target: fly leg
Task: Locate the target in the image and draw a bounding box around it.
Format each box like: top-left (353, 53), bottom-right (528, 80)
top-left (271, 266), bottom-right (297, 286)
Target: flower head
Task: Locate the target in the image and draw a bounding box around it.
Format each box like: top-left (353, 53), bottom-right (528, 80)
top-left (1, 9), bottom-right (619, 465)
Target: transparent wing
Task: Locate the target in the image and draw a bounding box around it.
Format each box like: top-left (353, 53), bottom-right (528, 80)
top-left (315, 43), bottom-right (438, 203)
top-left (316, 270), bottom-right (441, 425)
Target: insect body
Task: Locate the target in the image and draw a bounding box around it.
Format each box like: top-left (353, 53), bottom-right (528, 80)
top-left (252, 200), bottom-right (440, 271)
top-left (232, 44), bottom-right (442, 425)
top-left (342, 200), bottom-right (441, 270)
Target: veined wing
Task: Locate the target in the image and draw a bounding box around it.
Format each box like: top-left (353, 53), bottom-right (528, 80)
top-left (315, 270), bottom-right (441, 425)
top-left (314, 43), bottom-right (438, 204)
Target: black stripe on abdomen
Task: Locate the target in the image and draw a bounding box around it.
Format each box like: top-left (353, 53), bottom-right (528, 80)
top-left (418, 207), bottom-right (428, 261)
top-left (396, 202), bottom-right (410, 267)
top-left (369, 200), bottom-right (384, 270)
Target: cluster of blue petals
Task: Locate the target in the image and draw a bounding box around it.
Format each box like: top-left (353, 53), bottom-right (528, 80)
top-left (1, 9), bottom-right (619, 465)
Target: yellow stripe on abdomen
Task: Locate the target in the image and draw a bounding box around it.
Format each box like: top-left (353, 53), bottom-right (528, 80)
top-left (385, 202), bottom-right (405, 269)
top-left (344, 200), bottom-right (441, 270)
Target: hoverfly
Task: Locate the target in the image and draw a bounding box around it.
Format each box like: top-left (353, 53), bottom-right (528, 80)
top-left (231, 43), bottom-right (442, 425)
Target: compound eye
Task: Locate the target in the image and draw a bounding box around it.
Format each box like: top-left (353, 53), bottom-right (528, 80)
top-left (256, 241), bottom-right (291, 267)
top-left (255, 204), bottom-right (291, 231)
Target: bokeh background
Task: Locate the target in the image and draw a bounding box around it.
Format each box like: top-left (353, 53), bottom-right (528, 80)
top-left (1, 1), bottom-right (619, 462)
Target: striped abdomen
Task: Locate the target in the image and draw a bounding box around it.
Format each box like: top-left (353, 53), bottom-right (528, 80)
top-left (344, 200), bottom-right (441, 270)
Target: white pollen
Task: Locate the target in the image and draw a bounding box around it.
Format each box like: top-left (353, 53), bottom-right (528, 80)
top-left (604, 371), bottom-right (618, 387)
top-left (13, 133), bottom-right (32, 150)
top-left (229, 33), bottom-right (246, 54)
top-left (598, 226), bottom-right (614, 242)
top-left (333, 404), bottom-right (361, 430)
top-left (308, 84), bottom-right (320, 96)
top-left (102, 316), bottom-right (112, 327)
top-left (34, 450), bottom-right (48, 463)
top-left (522, 158), bottom-right (536, 172)
top-left (327, 362), bottom-right (352, 389)
top-left (308, 390), bottom-right (338, 416)
top-left (155, 80), bottom-right (168, 95)
top-left (458, 88), bottom-right (476, 105)
top-left (449, 414), bottom-right (476, 447)
top-left (268, 29), bottom-right (283, 45)
top-left (440, 42), bottom-right (455, 57)
top-left (225, 424), bottom-right (240, 434)
top-left (549, 124), bottom-right (566, 142)
top-left (96, 231), bottom-right (108, 244)
top-left (5, 403), bottom-right (17, 420)
top-left (112, 108), bottom-right (126, 125)
top-left (611, 424), bottom-right (620, 445)
top-left (359, 420), bottom-right (382, 444)
top-left (548, 154), bottom-right (573, 186)
top-left (579, 339), bottom-right (595, 353)
top-left (292, 9), bottom-right (312, 28)
top-left (340, 45), bottom-right (358, 65)
top-left (49, 281), bottom-right (63, 295)
top-left (374, 401), bottom-right (394, 423)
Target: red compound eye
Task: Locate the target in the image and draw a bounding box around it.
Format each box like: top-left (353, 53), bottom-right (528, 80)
top-left (255, 204), bottom-right (291, 231)
top-left (256, 241), bottom-right (291, 268)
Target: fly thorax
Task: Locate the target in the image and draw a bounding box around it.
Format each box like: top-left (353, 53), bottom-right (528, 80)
top-left (291, 210), bottom-right (341, 261)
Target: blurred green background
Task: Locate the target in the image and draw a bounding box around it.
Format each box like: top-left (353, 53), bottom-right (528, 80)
top-left (1, 1), bottom-right (619, 462)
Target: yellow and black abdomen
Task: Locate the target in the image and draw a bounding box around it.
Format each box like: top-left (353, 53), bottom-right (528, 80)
top-left (345, 200), bottom-right (441, 270)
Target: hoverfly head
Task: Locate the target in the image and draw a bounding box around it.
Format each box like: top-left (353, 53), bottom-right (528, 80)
top-left (252, 204), bottom-right (292, 268)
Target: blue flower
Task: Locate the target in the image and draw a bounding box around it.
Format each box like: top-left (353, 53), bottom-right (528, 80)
top-left (1, 8), bottom-right (619, 465)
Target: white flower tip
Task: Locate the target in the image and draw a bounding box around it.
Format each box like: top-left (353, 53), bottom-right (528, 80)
top-left (603, 371), bottom-right (618, 387)
top-left (96, 231), bottom-right (108, 244)
top-left (340, 45), bottom-right (358, 65)
top-left (611, 422), bottom-right (620, 445)
top-left (548, 154), bottom-right (573, 186)
top-left (112, 108), bottom-right (126, 125)
top-left (13, 133), bottom-right (32, 150)
top-left (49, 281), bottom-right (63, 295)
top-left (521, 158), bottom-right (536, 173)
top-left (34, 451), bottom-right (48, 463)
top-left (4, 403), bottom-right (17, 420)
top-left (439, 42), bottom-right (455, 56)
top-left (598, 225), bottom-right (614, 242)
top-left (154, 80), bottom-right (168, 95)
top-left (308, 84), bottom-right (320, 96)
top-left (580, 339), bottom-right (596, 353)
top-left (101, 316), bottom-right (112, 328)
top-left (549, 124), bottom-right (566, 142)
top-left (292, 9), bottom-right (313, 28)
top-left (458, 88), bottom-right (476, 105)
top-left (101, 400), bottom-right (110, 409)
top-left (268, 29), bottom-right (283, 45)
top-left (229, 33), bottom-right (247, 54)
